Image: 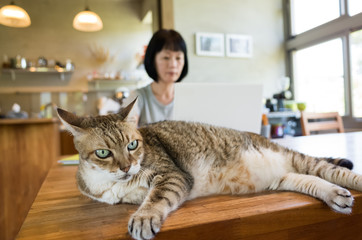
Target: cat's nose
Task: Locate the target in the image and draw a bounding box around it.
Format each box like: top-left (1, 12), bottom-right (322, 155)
top-left (121, 165), bottom-right (131, 173)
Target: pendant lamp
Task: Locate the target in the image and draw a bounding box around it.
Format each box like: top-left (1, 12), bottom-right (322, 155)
top-left (0, 1), bottom-right (31, 28)
top-left (73, 1), bottom-right (103, 32)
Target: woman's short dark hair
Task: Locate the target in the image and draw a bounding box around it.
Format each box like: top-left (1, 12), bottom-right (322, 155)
top-left (144, 29), bottom-right (188, 82)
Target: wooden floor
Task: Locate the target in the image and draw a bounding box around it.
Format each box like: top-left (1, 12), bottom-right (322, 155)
top-left (17, 164), bottom-right (362, 240)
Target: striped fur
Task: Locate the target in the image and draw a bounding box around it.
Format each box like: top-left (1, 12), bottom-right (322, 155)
top-left (57, 102), bottom-right (362, 240)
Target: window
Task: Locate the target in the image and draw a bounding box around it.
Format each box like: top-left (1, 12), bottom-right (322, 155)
top-left (348, 0), bottom-right (362, 16)
top-left (286, 0), bottom-right (362, 123)
top-left (290, 0), bottom-right (340, 35)
top-left (350, 29), bottom-right (362, 117)
top-left (293, 39), bottom-right (345, 115)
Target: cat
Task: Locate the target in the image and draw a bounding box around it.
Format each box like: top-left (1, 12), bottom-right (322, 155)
top-left (57, 98), bottom-right (361, 240)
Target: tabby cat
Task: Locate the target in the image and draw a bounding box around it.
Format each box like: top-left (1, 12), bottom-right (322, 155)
top-left (57, 99), bottom-right (362, 240)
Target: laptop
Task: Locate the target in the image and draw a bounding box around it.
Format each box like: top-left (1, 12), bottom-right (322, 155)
top-left (173, 83), bottom-right (263, 134)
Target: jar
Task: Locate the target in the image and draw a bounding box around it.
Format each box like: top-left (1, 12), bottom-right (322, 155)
top-left (271, 124), bottom-right (284, 138)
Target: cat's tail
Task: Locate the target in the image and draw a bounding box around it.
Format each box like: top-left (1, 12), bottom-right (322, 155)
top-left (289, 149), bottom-right (362, 191)
top-left (290, 150), bottom-right (354, 174)
top-left (324, 157), bottom-right (353, 170)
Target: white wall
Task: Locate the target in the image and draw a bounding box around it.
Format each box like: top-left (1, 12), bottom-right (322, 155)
top-left (0, 0), bottom-right (286, 115)
top-left (173, 0), bottom-right (286, 98)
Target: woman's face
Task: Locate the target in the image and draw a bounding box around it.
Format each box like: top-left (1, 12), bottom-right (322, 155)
top-left (155, 48), bottom-right (185, 84)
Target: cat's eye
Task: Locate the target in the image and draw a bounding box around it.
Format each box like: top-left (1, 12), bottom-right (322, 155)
top-left (127, 140), bottom-right (138, 151)
top-left (95, 149), bottom-right (111, 159)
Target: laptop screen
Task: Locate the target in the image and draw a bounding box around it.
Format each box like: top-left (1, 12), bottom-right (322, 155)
top-left (173, 83), bottom-right (263, 133)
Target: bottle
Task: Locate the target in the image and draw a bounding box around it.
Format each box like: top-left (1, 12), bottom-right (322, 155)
top-left (2, 54), bottom-right (10, 68)
top-left (20, 57), bottom-right (27, 69)
top-left (16, 55), bottom-right (22, 68)
top-left (65, 59), bottom-right (74, 71)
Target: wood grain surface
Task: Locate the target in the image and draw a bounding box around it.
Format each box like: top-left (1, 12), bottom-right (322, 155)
top-left (17, 132), bottom-right (362, 240)
top-left (0, 119), bottom-right (60, 240)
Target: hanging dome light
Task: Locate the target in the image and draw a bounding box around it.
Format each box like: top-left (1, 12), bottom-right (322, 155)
top-left (73, 6), bottom-right (103, 32)
top-left (0, 1), bottom-right (31, 28)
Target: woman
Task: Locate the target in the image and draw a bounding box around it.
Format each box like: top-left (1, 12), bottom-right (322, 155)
top-left (127, 29), bottom-right (188, 126)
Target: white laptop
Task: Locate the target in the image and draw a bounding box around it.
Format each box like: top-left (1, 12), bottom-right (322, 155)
top-left (173, 83), bottom-right (263, 134)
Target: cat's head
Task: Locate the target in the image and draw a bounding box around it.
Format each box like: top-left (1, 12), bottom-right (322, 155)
top-left (57, 98), bottom-right (143, 182)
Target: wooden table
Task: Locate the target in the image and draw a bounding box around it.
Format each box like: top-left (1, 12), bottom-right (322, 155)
top-left (0, 118), bottom-right (60, 240)
top-left (17, 132), bottom-right (362, 240)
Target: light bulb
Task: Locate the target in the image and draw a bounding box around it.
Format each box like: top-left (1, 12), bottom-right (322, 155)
top-left (0, 4), bottom-right (31, 28)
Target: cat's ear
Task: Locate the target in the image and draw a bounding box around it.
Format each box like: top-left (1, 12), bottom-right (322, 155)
top-left (119, 97), bottom-right (138, 121)
top-left (57, 108), bottom-right (86, 137)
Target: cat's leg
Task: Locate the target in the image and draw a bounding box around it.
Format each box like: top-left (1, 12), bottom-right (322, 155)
top-left (128, 172), bottom-right (193, 240)
top-left (121, 187), bottom-right (149, 205)
top-left (272, 173), bottom-right (354, 214)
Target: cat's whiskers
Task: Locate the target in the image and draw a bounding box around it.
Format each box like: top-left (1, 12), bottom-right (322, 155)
top-left (135, 168), bottom-right (155, 187)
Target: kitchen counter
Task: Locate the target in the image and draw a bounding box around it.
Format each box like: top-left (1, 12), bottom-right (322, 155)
top-left (0, 118), bottom-right (60, 240)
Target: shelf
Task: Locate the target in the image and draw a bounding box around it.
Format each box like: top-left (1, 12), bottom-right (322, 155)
top-left (0, 87), bottom-right (87, 94)
top-left (87, 79), bottom-right (151, 91)
top-left (1, 67), bottom-right (74, 81)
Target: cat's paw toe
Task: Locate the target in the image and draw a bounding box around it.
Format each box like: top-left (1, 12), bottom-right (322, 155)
top-left (328, 188), bottom-right (354, 214)
top-left (128, 211), bottom-right (162, 240)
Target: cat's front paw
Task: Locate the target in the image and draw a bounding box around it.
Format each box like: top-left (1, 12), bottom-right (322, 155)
top-left (128, 209), bottom-right (163, 240)
top-left (327, 187), bottom-right (354, 214)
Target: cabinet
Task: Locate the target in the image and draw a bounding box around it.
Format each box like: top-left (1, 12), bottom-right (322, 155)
top-left (0, 118), bottom-right (60, 240)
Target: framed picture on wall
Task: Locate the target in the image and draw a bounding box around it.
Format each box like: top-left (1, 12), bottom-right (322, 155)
top-left (225, 34), bottom-right (253, 58)
top-left (195, 32), bottom-right (225, 57)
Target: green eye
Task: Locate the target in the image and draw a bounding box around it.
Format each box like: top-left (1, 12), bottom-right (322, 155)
top-left (127, 140), bottom-right (138, 151)
top-left (95, 149), bottom-right (111, 159)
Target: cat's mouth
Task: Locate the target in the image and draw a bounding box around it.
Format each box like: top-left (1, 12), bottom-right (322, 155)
top-left (119, 174), bottom-right (132, 181)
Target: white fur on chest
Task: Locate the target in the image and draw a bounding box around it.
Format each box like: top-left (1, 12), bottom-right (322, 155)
top-left (79, 162), bottom-right (149, 205)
